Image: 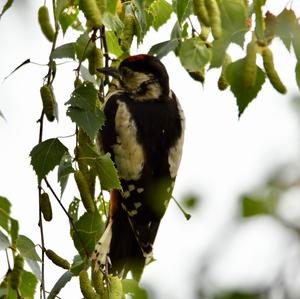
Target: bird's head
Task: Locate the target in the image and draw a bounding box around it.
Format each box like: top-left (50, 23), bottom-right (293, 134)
top-left (100, 54), bottom-right (170, 100)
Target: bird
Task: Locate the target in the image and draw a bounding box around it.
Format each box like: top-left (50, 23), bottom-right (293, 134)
top-left (92, 54), bottom-right (185, 281)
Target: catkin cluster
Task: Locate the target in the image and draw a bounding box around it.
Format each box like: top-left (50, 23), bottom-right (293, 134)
top-left (193, 0), bottom-right (222, 40)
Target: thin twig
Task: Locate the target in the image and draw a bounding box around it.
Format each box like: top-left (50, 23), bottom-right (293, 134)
top-left (188, 17), bottom-right (200, 37)
top-left (37, 86), bottom-right (46, 299)
top-left (98, 26), bottom-right (105, 102)
top-left (100, 25), bottom-right (110, 87)
top-left (100, 26), bottom-right (109, 69)
top-left (37, 111), bottom-right (44, 143)
top-left (44, 178), bottom-right (89, 257)
top-left (37, 1), bottom-right (60, 298)
top-left (38, 186), bottom-right (46, 299)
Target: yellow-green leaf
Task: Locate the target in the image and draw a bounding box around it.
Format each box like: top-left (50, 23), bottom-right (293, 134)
top-left (226, 58), bottom-right (265, 116)
top-left (179, 37), bottom-right (211, 72)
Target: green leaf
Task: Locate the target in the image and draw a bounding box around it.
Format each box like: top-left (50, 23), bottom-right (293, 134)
top-left (0, 289), bottom-right (7, 297)
top-left (66, 82), bottom-right (105, 140)
top-left (48, 271), bottom-right (73, 299)
top-left (102, 13), bottom-right (124, 33)
top-left (56, 0), bottom-right (68, 16)
top-left (6, 288), bottom-right (17, 299)
top-left (149, 0), bottom-right (173, 30)
top-left (135, 9), bottom-right (152, 45)
top-left (219, 0), bottom-right (247, 31)
top-left (67, 81), bottom-right (97, 111)
top-left (171, 21), bottom-right (182, 39)
top-left (122, 279), bottom-right (148, 299)
top-left (30, 138), bottom-right (69, 183)
top-left (10, 218), bottom-right (19, 248)
top-left (106, 31), bottom-right (124, 57)
top-left (148, 39), bottom-right (179, 59)
top-left (241, 195), bottom-right (277, 217)
top-left (75, 32), bottom-right (94, 61)
top-left (264, 11), bottom-right (277, 41)
top-left (0, 110), bottom-right (5, 120)
top-left (70, 255), bottom-right (86, 275)
top-left (179, 37), bottom-right (211, 72)
top-left (16, 235), bottom-right (41, 261)
top-left (275, 9), bottom-right (297, 52)
top-left (59, 6), bottom-right (79, 34)
top-left (226, 58), bottom-right (265, 116)
top-left (20, 271), bottom-right (38, 298)
top-left (106, 0), bottom-right (119, 15)
top-left (174, 0), bottom-right (192, 25)
top-left (218, 0), bottom-right (247, 46)
top-left (0, 0), bottom-right (14, 19)
top-left (68, 197), bottom-right (80, 223)
top-left (25, 259), bottom-right (41, 280)
top-left (95, 153), bottom-right (122, 190)
top-left (296, 61), bottom-right (300, 90)
top-left (0, 196), bottom-right (11, 232)
top-left (181, 21), bottom-right (189, 39)
top-left (182, 195), bottom-right (198, 209)
top-left (210, 30), bottom-right (231, 68)
top-left (135, 0), bottom-right (156, 43)
top-left (0, 230), bottom-right (10, 250)
top-left (71, 18), bottom-right (84, 32)
top-left (134, 0), bottom-right (147, 33)
top-left (67, 107), bottom-right (105, 141)
top-left (292, 26), bottom-right (300, 61)
top-left (58, 152), bottom-right (74, 196)
top-left (82, 145), bottom-right (122, 190)
top-left (51, 43), bottom-right (76, 60)
top-left (72, 211), bottom-right (104, 258)
top-left (80, 65), bottom-right (98, 84)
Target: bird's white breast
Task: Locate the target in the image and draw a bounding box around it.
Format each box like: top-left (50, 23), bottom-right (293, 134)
top-left (112, 100), bottom-right (145, 180)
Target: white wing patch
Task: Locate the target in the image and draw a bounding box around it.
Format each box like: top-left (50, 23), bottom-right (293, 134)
top-left (113, 101), bottom-right (145, 180)
top-left (168, 94), bottom-right (185, 178)
top-left (96, 91), bottom-right (123, 155)
top-left (92, 221), bottom-right (113, 271)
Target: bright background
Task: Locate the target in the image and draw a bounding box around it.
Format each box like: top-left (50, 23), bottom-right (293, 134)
top-left (1, 1), bottom-right (300, 298)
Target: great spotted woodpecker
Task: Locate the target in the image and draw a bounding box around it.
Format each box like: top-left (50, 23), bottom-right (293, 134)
top-left (92, 54), bottom-right (185, 280)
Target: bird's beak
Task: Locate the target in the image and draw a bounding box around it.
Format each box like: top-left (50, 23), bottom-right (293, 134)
top-left (97, 67), bottom-right (120, 80)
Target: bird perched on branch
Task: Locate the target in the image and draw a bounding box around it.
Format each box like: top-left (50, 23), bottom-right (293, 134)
top-left (92, 54), bottom-right (185, 281)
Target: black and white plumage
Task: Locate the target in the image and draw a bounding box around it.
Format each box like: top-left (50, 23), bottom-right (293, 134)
top-left (92, 54), bottom-right (185, 280)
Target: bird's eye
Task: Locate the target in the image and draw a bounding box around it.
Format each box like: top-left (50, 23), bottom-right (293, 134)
top-left (121, 67), bottom-right (130, 77)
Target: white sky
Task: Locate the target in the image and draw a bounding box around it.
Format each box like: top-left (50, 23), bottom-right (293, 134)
top-left (1, 1), bottom-right (300, 298)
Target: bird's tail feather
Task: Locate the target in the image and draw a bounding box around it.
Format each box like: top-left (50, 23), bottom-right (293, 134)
top-left (109, 198), bottom-right (145, 281)
top-left (92, 190), bottom-right (146, 280)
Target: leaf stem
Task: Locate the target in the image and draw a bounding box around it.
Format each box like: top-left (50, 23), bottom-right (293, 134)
top-left (171, 195), bottom-right (191, 220)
